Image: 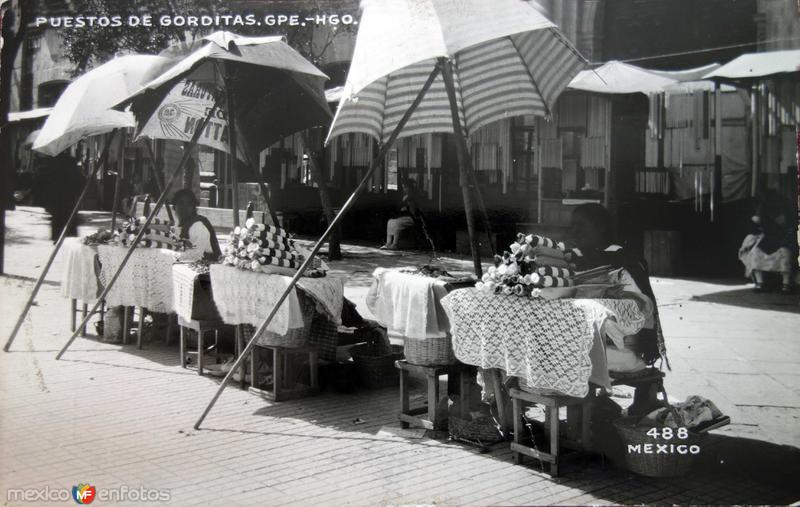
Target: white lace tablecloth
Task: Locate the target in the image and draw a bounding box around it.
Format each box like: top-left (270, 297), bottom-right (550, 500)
top-left (209, 264), bottom-right (344, 335)
top-left (60, 238), bottom-right (99, 302)
top-left (97, 245), bottom-right (176, 313)
top-left (441, 288), bottom-right (645, 397)
top-left (366, 268), bottom-right (450, 339)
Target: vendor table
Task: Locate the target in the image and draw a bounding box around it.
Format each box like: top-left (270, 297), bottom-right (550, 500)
top-left (366, 267), bottom-right (472, 339)
top-left (209, 264), bottom-right (344, 335)
top-left (441, 288), bottom-right (645, 398)
top-left (96, 244), bottom-right (176, 313)
top-left (60, 238), bottom-right (101, 336)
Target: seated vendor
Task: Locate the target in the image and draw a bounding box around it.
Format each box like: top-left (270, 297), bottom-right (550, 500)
top-left (382, 179), bottom-right (420, 250)
top-left (569, 203), bottom-right (667, 413)
top-left (172, 189), bottom-right (222, 262)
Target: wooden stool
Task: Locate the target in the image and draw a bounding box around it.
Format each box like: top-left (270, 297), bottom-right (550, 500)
top-left (70, 299), bottom-right (105, 337)
top-left (179, 317), bottom-right (230, 375)
top-left (395, 360), bottom-right (473, 431)
top-left (509, 386), bottom-right (593, 477)
top-left (249, 344), bottom-right (319, 401)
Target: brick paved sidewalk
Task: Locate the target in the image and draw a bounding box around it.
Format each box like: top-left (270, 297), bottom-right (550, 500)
top-left (1, 277), bottom-right (799, 506)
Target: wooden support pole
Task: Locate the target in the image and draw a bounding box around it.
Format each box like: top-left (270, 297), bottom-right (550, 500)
top-left (193, 65), bottom-right (442, 430)
top-left (4, 128), bottom-right (120, 352)
top-left (110, 132), bottom-right (125, 231)
top-left (224, 64), bottom-right (240, 227)
top-left (440, 57), bottom-right (483, 277)
top-left (56, 100), bottom-right (221, 360)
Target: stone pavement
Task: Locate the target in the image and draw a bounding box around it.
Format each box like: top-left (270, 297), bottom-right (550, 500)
top-left (1, 207), bottom-right (799, 505)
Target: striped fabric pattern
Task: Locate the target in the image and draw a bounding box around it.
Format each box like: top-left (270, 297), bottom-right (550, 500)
top-left (327, 1), bottom-right (586, 144)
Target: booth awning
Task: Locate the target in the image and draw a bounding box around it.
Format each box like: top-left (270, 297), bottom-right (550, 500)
top-left (7, 108), bottom-right (52, 123)
top-left (704, 49), bottom-right (800, 84)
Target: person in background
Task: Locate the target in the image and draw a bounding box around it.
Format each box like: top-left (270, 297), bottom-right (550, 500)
top-left (382, 178), bottom-right (420, 250)
top-left (41, 152), bottom-right (84, 241)
top-left (569, 203), bottom-right (666, 415)
top-left (172, 188), bottom-right (221, 262)
top-left (738, 191), bottom-right (797, 293)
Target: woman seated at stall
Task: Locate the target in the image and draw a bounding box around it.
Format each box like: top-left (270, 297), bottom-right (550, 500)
top-left (172, 189), bottom-right (222, 262)
top-left (569, 203), bottom-right (668, 413)
top-left (382, 178), bottom-right (420, 250)
top-left (738, 191), bottom-right (797, 293)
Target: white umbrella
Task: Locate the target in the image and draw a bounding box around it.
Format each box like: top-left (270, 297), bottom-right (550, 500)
top-left (33, 54), bottom-right (172, 156)
top-left (327, 0), bottom-right (585, 143)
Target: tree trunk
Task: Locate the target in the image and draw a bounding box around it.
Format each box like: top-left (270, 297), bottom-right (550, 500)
top-left (0, 1), bottom-right (30, 274)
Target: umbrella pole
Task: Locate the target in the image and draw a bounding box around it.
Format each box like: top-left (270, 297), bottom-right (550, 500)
top-left (143, 142), bottom-right (176, 223)
top-left (4, 128), bottom-right (119, 352)
top-left (56, 104), bottom-right (220, 360)
top-left (466, 154), bottom-right (496, 256)
top-left (225, 71), bottom-right (240, 228)
top-left (193, 65), bottom-right (442, 430)
top-left (440, 58), bottom-right (483, 277)
top-left (110, 133), bottom-right (125, 231)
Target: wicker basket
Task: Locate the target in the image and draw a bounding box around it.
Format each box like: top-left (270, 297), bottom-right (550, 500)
top-left (250, 292), bottom-right (315, 348)
top-left (613, 416), bottom-right (703, 477)
top-left (350, 343), bottom-right (404, 389)
top-left (449, 414), bottom-right (501, 445)
top-left (404, 335), bottom-right (456, 366)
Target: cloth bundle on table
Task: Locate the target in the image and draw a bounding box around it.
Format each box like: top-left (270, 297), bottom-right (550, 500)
top-left (209, 264), bottom-right (344, 361)
top-left (441, 288), bottom-right (645, 397)
top-left (365, 267), bottom-right (450, 339)
top-left (60, 238), bottom-right (100, 303)
top-left (96, 245), bottom-right (176, 313)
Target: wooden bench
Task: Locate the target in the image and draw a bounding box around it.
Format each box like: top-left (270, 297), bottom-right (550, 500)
top-left (396, 360), bottom-right (474, 431)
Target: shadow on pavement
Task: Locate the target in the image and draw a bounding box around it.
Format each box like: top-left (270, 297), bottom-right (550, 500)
top-left (691, 287), bottom-right (800, 313)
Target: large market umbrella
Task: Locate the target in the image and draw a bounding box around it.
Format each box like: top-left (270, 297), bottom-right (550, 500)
top-left (568, 60), bottom-right (678, 95)
top-left (192, 0), bottom-right (586, 431)
top-left (4, 54), bottom-right (173, 353)
top-left (57, 31), bottom-right (331, 360)
top-left (33, 55), bottom-right (172, 157)
top-left (327, 0), bottom-right (586, 275)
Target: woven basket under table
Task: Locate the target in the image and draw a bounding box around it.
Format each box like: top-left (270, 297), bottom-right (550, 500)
top-left (613, 416), bottom-right (703, 478)
top-left (403, 335), bottom-right (456, 366)
top-left (350, 343), bottom-right (404, 389)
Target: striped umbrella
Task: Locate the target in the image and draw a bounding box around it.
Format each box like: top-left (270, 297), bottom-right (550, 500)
top-left (327, 0), bottom-right (586, 143)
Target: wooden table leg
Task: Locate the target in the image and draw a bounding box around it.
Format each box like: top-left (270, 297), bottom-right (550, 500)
top-left (250, 344), bottom-right (257, 389)
top-left (197, 328), bottom-right (205, 376)
top-left (70, 299), bottom-right (77, 333)
top-left (309, 350), bottom-right (318, 389)
top-left (427, 369), bottom-right (440, 428)
top-left (122, 306), bottom-right (131, 345)
top-left (81, 303), bottom-right (89, 337)
top-left (272, 347), bottom-right (282, 400)
top-left (548, 406), bottom-right (560, 477)
top-left (137, 307), bottom-right (146, 350)
top-left (237, 326), bottom-right (246, 388)
top-left (399, 367), bottom-right (410, 429)
top-left (513, 395), bottom-right (523, 464)
top-left (179, 326), bottom-right (186, 368)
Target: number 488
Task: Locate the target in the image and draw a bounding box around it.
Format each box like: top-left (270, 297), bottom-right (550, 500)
top-left (646, 427), bottom-right (689, 440)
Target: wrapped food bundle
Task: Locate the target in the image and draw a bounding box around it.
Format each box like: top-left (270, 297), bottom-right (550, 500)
top-left (221, 218), bottom-right (327, 277)
top-left (476, 232), bottom-right (579, 298)
top-left (113, 216), bottom-right (186, 250)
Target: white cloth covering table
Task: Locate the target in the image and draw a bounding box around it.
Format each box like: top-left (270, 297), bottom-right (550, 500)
top-left (365, 267), bottom-right (451, 339)
top-left (96, 244), bottom-right (176, 313)
top-left (60, 238), bottom-right (99, 303)
top-left (441, 288), bottom-right (645, 397)
top-left (209, 264), bottom-right (344, 334)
